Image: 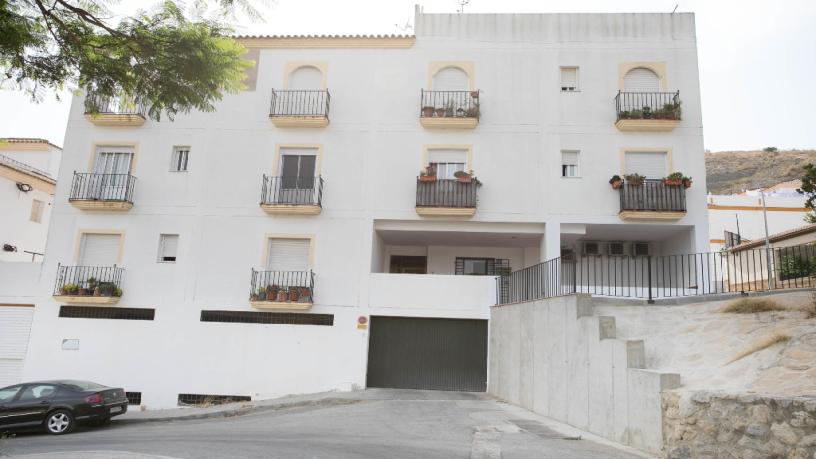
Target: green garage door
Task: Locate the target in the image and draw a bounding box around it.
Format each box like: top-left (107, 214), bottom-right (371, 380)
top-left (366, 317), bottom-right (488, 392)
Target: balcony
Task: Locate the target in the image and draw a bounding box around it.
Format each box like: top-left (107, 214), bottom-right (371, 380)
top-left (69, 172), bottom-right (136, 211)
top-left (614, 91), bottom-right (681, 132)
top-left (260, 175), bottom-right (323, 215)
top-left (249, 269), bottom-right (315, 310)
top-left (84, 94), bottom-right (146, 127)
top-left (618, 179), bottom-right (687, 220)
top-left (419, 90), bottom-right (480, 129)
top-left (416, 178), bottom-right (480, 217)
top-left (269, 89), bottom-right (330, 128)
top-left (53, 265), bottom-right (124, 305)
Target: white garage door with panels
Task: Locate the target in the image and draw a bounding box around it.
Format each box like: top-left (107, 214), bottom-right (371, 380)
top-left (624, 151), bottom-right (668, 179)
top-left (0, 305), bottom-right (34, 387)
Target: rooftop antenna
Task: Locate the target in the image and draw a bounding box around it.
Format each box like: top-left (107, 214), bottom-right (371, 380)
top-left (457, 0), bottom-right (470, 14)
top-left (671, 4), bottom-right (679, 13)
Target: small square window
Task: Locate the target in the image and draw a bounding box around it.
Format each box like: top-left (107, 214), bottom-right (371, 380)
top-left (561, 150), bottom-right (580, 178)
top-left (30, 199), bottom-right (44, 223)
top-left (560, 67), bottom-right (579, 92)
top-left (634, 242), bottom-right (650, 257)
top-left (158, 234), bottom-right (179, 263)
top-left (170, 147), bottom-right (190, 172)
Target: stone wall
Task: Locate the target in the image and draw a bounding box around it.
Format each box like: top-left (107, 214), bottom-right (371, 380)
top-left (663, 391), bottom-right (816, 459)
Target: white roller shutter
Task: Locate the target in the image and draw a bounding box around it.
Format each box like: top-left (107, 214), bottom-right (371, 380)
top-left (428, 149), bottom-right (467, 164)
top-left (432, 67), bottom-right (468, 91)
top-left (288, 66), bottom-right (322, 90)
top-left (266, 238), bottom-right (310, 271)
top-left (0, 306), bottom-right (34, 387)
top-left (625, 152), bottom-right (667, 179)
top-left (623, 68), bottom-right (660, 92)
top-left (560, 67), bottom-right (578, 91)
top-left (79, 234), bottom-right (121, 266)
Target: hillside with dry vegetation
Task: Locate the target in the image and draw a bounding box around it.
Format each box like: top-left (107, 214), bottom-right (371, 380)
top-left (706, 149), bottom-right (816, 194)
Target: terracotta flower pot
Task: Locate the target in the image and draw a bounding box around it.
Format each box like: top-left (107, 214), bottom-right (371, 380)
top-left (683, 179), bottom-right (693, 189)
top-left (289, 290), bottom-right (300, 302)
top-left (276, 291), bottom-right (288, 302)
top-left (422, 107), bottom-right (434, 117)
top-left (611, 180), bottom-right (623, 190)
top-left (79, 288), bottom-right (89, 296)
top-left (419, 175), bottom-right (437, 182)
top-left (434, 108), bottom-right (446, 118)
top-left (663, 179), bottom-right (683, 187)
top-left (457, 176), bottom-right (473, 183)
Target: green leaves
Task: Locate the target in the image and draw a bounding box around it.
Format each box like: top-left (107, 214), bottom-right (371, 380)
top-left (1, 0), bottom-right (256, 121)
top-left (797, 163), bottom-right (816, 222)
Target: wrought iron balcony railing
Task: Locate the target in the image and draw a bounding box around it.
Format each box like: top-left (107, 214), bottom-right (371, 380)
top-left (249, 269), bottom-right (315, 303)
top-left (416, 178), bottom-right (480, 209)
top-left (269, 89), bottom-right (330, 118)
top-left (54, 264), bottom-right (124, 297)
top-left (420, 90), bottom-right (480, 119)
top-left (69, 172), bottom-right (136, 203)
top-left (614, 91), bottom-right (681, 121)
top-left (619, 179), bottom-right (686, 213)
top-left (84, 93), bottom-right (146, 117)
top-left (261, 175), bottom-right (323, 206)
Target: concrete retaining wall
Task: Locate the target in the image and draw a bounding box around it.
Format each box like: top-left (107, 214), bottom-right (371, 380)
top-left (488, 294), bottom-right (680, 453)
top-left (663, 391), bottom-right (816, 459)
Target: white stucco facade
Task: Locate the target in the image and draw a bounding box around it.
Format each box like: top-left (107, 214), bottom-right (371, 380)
top-left (18, 10), bottom-right (708, 408)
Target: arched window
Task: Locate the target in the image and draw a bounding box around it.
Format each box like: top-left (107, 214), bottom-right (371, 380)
top-left (432, 67), bottom-right (469, 91)
top-left (623, 68), bottom-right (660, 92)
top-left (288, 66), bottom-right (323, 90)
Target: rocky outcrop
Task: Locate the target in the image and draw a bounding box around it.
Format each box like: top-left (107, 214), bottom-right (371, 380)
top-left (663, 391), bottom-right (816, 458)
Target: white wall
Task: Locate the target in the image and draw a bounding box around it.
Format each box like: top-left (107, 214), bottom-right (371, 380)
top-left (0, 175), bottom-right (54, 262)
top-left (21, 11), bottom-right (707, 408)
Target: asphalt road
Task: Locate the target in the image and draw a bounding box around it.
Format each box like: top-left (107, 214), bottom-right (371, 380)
top-left (1, 390), bottom-right (645, 459)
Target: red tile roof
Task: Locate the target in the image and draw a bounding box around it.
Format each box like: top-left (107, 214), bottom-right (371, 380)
top-left (0, 138), bottom-right (62, 150)
top-left (729, 224), bottom-right (816, 252)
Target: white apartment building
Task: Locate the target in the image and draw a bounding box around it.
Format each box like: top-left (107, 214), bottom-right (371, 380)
top-left (20, 10), bottom-right (707, 408)
top-left (708, 180), bottom-right (809, 251)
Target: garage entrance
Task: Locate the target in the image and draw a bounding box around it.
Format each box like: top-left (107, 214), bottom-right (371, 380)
top-left (366, 316), bottom-right (488, 392)
top-left (0, 304), bottom-right (35, 387)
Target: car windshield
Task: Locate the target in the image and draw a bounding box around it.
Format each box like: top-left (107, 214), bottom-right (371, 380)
top-left (58, 380), bottom-right (108, 391)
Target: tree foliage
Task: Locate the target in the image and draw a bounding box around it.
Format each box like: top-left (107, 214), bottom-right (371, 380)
top-left (798, 163), bottom-right (816, 223)
top-left (1, 0), bottom-right (258, 120)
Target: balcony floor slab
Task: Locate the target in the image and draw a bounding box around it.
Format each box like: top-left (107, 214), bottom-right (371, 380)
top-left (269, 116), bottom-right (329, 128)
top-left (250, 300), bottom-right (313, 310)
top-left (415, 207), bottom-right (477, 217)
top-left (70, 200), bottom-right (133, 211)
top-left (260, 204), bottom-right (321, 215)
top-left (618, 210), bottom-right (687, 221)
top-left (53, 295), bottom-right (121, 305)
top-left (84, 114), bottom-right (145, 127)
top-left (615, 119), bottom-right (680, 132)
top-left (420, 117), bottom-right (478, 129)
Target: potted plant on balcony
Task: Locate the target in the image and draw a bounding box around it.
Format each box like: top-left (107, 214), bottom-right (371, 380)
top-left (454, 170), bottom-right (474, 183)
top-left (641, 106), bottom-right (653, 119)
top-left (434, 107), bottom-right (446, 118)
top-left (422, 106), bottom-right (435, 118)
top-left (299, 287), bottom-right (312, 302)
top-left (419, 166), bottom-right (437, 182)
top-left (289, 287), bottom-right (300, 303)
top-left (266, 284), bottom-right (278, 300)
top-left (663, 172), bottom-right (684, 187)
top-left (470, 90), bottom-right (479, 99)
top-left (276, 288), bottom-right (289, 302)
top-left (624, 173), bottom-right (645, 186)
top-left (609, 175), bottom-right (623, 189)
top-left (98, 282), bottom-right (116, 297)
top-left (87, 277), bottom-right (99, 296)
top-left (682, 175), bottom-right (693, 189)
top-left (113, 287), bottom-right (123, 297)
top-left (61, 283), bottom-right (79, 296)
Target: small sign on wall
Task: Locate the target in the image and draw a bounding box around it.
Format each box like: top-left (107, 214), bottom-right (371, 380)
top-left (357, 316), bottom-right (368, 330)
top-left (61, 339), bottom-right (80, 350)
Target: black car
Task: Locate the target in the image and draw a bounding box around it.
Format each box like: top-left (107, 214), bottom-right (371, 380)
top-left (0, 380), bottom-right (128, 435)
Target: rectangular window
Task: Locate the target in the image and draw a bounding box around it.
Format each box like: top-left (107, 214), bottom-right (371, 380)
top-left (560, 67), bottom-right (579, 91)
top-left (280, 152), bottom-right (316, 190)
top-left (624, 151), bottom-right (668, 179)
top-left (170, 147), bottom-right (190, 172)
top-left (267, 238), bottom-right (310, 271)
top-left (78, 233), bottom-right (121, 266)
top-left (634, 242), bottom-right (650, 257)
top-left (583, 242), bottom-right (600, 256)
top-left (428, 149), bottom-right (467, 180)
top-left (561, 150), bottom-right (580, 178)
top-left (157, 234), bottom-right (179, 263)
top-left (454, 258), bottom-right (510, 276)
top-left (389, 256), bottom-right (427, 274)
top-left (30, 199), bottom-right (44, 223)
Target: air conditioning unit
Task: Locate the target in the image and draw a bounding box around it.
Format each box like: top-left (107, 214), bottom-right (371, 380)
top-left (583, 241), bottom-right (601, 256)
top-left (633, 242), bottom-right (650, 257)
top-left (608, 242), bottom-right (626, 256)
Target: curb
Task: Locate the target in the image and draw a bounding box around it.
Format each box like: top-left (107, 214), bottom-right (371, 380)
top-left (116, 397), bottom-right (362, 424)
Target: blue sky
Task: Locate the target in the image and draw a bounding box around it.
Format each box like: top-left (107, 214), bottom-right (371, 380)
top-left (1, 0), bottom-right (814, 152)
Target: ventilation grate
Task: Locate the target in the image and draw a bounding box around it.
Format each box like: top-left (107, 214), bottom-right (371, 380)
top-left (125, 392), bottom-right (142, 405)
top-left (59, 306), bottom-right (155, 321)
top-left (200, 310), bottom-right (333, 326)
top-left (177, 393), bottom-right (251, 406)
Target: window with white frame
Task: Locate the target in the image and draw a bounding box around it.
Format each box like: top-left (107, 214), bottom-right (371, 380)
top-left (157, 234), bottom-right (179, 263)
top-left (30, 199), bottom-right (44, 223)
top-left (561, 150), bottom-right (580, 178)
top-left (560, 67), bottom-right (579, 91)
top-left (170, 147), bottom-right (190, 172)
top-left (624, 151), bottom-right (667, 179)
top-left (78, 233), bottom-right (120, 266)
top-left (428, 149), bottom-right (467, 180)
top-left (266, 238), bottom-right (310, 271)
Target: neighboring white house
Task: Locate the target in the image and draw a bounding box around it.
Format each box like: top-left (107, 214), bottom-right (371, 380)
top-left (0, 138), bottom-right (62, 262)
top-left (708, 180), bottom-right (808, 251)
top-left (19, 10), bottom-right (708, 408)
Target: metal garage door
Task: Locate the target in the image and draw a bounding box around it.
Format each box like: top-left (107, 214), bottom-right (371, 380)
top-left (366, 317), bottom-right (488, 392)
top-left (0, 305), bottom-right (35, 387)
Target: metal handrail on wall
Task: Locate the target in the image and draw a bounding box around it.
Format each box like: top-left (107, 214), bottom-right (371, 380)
top-left (498, 243), bottom-right (816, 304)
top-left (54, 264), bottom-right (124, 296)
top-left (615, 91), bottom-right (681, 121)
top-left (416, 178), bottom-right (480, 208)
top-left (69, 172), bottom-right (137, 203)
top-left (269, 89), bottom-right (330, 118)
top-left (420, 90), bottom-right (480, 119)
top-left (260, 175), bottom-right (323, 206)
top-left (619, 179), bottom-right (686, 212)
top-left (249, 269), bottom-right (315, 302)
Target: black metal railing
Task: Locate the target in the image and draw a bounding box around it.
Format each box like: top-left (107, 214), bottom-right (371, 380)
top-left (84, 93), bottom-right (146, 117)
top-left (54, 264), bottom-right (124, 297)
top-left (416, 178), bottom-right (480, 209)
top-left (498, 243), bottom-right (816, 304)
top-left (420, 90), bottom-right (480, 119)
top-left (249, 269), bottom-right (315, 303)
top-left (270, 89), bottom-right (330, 118)
top-left (260, 175), bottom-right (323, 206)
top-left (620, 180), bottom-right (686, 212)
top-left (69, 172), bottom-right (136, 203)
top-left (615, 91), bottom-right (681, 121)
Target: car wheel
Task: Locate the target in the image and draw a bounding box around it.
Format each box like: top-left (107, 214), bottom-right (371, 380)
top-left (45, 410), bottom-right (75, 435)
